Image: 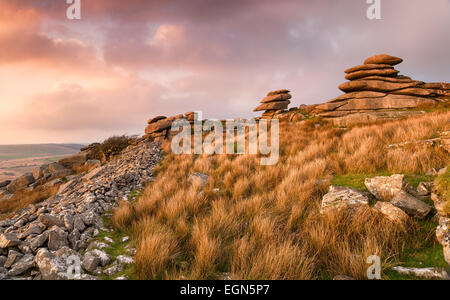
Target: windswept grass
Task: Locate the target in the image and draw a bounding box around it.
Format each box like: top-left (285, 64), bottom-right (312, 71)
top-left (113, 111), bottom-right (450, 280)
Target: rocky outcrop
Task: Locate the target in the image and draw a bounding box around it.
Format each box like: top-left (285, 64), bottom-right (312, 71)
top-left (315, 54), bottom-right (449, 125)
top-left (0, 140), bottom-right (161, 280)
top-left (144, 113), bottom-right (193, 141)
top-left (254, 90), bottom-right (292, 119)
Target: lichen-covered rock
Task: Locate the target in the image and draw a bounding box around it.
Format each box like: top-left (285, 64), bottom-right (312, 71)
top-left (373, 201), bottom-right (409, 224)
top-left (321, 186), bottom-right (369, 213)
top-left (365, 175), bottom-right (406, 201)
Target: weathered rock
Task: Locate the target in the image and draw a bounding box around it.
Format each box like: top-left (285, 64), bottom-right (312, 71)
top-left (6, 173), bottom-right (35, 192)
top-left (47, 226), bottom-right (69, 251)
top-left (116, 255), bottom-right (134, 265)
top-left (0, 233), bottom-right (21, 248)
top-left (417, 182), bottom-right (434, 197)
top-left (327, 91), bottom-right (387, 103)
top-left (335, 95), bottom-right (437, 111)
top-left (365, 175), bottom-right (405, 201)
top-left (147, 116), bottom-right (167, 124)
top-left (391, 191), bottom-right (432, 219)
top-left (339, 80), bottom-right (424, 93)
top-left (39, 214), bottom-right (65, 228)
top-left (103, 262), bottom-right (124, 277)
top-left (82, 252), bottom-right (100, 273)
top-left (253, 101), bottom-right (290, 112)
top-left (145, 119), bottom-right (173, 134)
top-left (345, 68), bottom-right (399, 81)
top-left (260, 93), bottom-right (292, 103)
top-left (4, 250), bottom-right (23, 268)
top-left (431, 193), bottom-right (449, 218)
top-left (267, 89), bottom-right (290, 96)
top-left (320, 186), bottom-right (369, 213)
top-left (8, 254), bottom-right (35, 277)
top-left (345, 64), bottom-right (394, 74)
top-left (391, 266), bottom-right (449, 280)
top-left (364, 54), bottom-right (403, 66)
top-left (188, 172), bottom-right (209, 188)
top-left (373, 201), bottom-right (409, 224)
top-left (35, 248), bottom-right (71, 280)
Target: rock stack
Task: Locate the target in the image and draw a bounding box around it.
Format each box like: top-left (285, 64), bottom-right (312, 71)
top-left (315, 54), bottom-right (450, 125)
top-left (145, 112), bottom-right (197, 141)
top-left (254, 90), bottom-right (292, 119)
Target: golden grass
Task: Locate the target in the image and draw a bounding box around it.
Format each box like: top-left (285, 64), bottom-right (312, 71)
top-left (0, 185), bottom-right (59, 215)
top-left (113, 111), bottom-right (450, 280)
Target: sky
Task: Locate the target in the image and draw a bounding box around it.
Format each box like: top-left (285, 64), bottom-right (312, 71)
top-left (0, 0), bottom-right (449, 144)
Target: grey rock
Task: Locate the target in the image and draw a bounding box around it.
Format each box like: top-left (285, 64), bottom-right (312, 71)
top-left (365, 174), bottom-right (405, 200)
top-left (392, 266), bottom-right (450, 280)
top-left (391, 191), bottom-right (432, 219)
top-left (34, 248), bottom-right (70, 280)
top-left (116, 255), bottom-right (134, 265)
top-left (82, 252), bottom-right (100, 273)
top-left (30, 232), bottom-right (49, 251)
top-left (8, 254), bottom-right (35, 277)
top-left (4, 250), bottom-right (23, 268)
top-left (321, 186), bottom-right (369, 213)
top-left (47, 226), bottom-right (69, 251)
top-left (6, 173), bottom-right (35, 193)
top-left (38, 214), bottom-right (65, 228)
top-left (188, 172), bottom-right (209, 188)
top-left (0, 233), bottom-right (21, 248)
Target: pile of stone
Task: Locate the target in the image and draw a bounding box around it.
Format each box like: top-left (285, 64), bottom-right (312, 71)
top-left (254, 89), bottom-right (292, 119)
top-left (0, 140), bottom-right (161, 280)
top-left (315, 54), bottom-right (450, 125)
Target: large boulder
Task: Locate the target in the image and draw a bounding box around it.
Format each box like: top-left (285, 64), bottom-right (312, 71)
top-left (365, 175), bottom-right (406, 201)
top-left (145, 119), bottom-right (173, 134)
top-left (364, 54), bottom-right (403, 65)
top-left (35, 248), bottom-right (71, 280)
top-left (339, 80), bottom-right (424, 93)
top-left (345, 68), bottom-right (399, 81)
top-left (253, 100), bottom-right (290, 112)
top-left (6, 173), bottom-right (35, 192)
top-left (320, 186), bottom-right (369, 213)
top-left (260, 93), bottom-right (292, 103)
top-left (390, 191), bottom-right (432, 219)
top-left (334, 95), bottom-right (437, 111)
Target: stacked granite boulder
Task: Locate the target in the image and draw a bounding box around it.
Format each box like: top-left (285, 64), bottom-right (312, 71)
top-left (254, 90), bottom-right (292, 119)
top-left (316, 54), bottom-right (450, 125)
top-left (144, 112), bottom-right (194, 141)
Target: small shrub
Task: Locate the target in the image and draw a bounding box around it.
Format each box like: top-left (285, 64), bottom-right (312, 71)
top-left (89, 135), bottom-right (135, 162)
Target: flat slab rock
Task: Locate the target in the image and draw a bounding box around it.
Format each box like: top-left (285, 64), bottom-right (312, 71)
top-left (364, 174), bottom-right (406, 201)
top-left (392, 266), bottom-right (450, 280)
top-left (321, 186), bottom-right (369, 213)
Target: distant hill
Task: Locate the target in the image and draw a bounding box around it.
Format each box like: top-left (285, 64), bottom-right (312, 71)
top-left (0, 144), bottom-right (85, 161)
